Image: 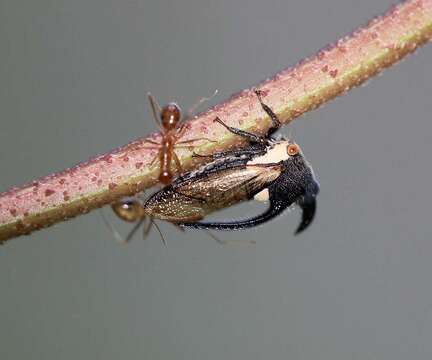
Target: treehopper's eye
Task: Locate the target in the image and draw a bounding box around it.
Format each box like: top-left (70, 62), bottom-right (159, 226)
top-left (287, 143), bottom-right (300, 156)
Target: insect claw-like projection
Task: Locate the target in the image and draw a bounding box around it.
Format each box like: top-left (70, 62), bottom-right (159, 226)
top-left (108, 89), bottom-right (319, 243)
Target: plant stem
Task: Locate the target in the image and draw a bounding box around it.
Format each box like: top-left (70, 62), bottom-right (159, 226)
top-left (1, 0), bottom-right (431, 244)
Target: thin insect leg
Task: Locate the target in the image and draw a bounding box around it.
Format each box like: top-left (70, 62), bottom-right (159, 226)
top-left (142, 139), bottom-right (160, 146)
top-left (141, 148), bottom-right (161, 156)
top-left (143, 218), bottom-right (153, 238)
top-left (203, 230), bottom-right (256, 245)
top-left (204, 229), bottom-right (225, 244)
top-left (173, 151), bottom-right (183, 173)
top-left (151, 220), bottom-right (167, 246)
top-left (99, 209), bottom-right (128, 245)
top-left (192, 146), bottom-right (264, 160)
top-left (124, 218), bottom-right (145, 243)
top-left (175, 137), bottom-right (217, 145)
top-left (153, 220), bottom-right (254, 245)
top-left (191, 151), bottom-right (213, 159)
top-left (140, 148), bottom-right (161, 166)
top-left (170, 223), bottom-right (186, 233)
top-left (214, 117), bottom-right (265, 144)
top-left (254, 89), bottom-right (281, 137)
top-left (174, 144), bottom-right (215, 152)
top-left (175, 123), bottom-right (187, 139)
top-left (149, 152), bottom-right (160, 166)
top-left (174, 122), bottom-right (216, 144)
top-left (188, 89), bottom-right (219, 118)
top-left (147, 92), bottom-right (163, 129)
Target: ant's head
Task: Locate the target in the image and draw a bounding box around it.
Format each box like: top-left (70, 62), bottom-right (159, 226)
top-left (161, 103), bottom-right (181, 130)
top-left (111, 199), bottom-right (144, 222)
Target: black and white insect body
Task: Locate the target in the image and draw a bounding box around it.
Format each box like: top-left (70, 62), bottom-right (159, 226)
top-left (140, 90), bottom-right (320, 235)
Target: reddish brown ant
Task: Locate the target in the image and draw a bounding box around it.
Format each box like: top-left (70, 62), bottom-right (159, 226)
top-left (143, 93), bottom-right (217, 184)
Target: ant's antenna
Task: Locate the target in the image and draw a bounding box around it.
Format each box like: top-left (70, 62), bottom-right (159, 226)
top-left (100, 209), bottom-right (145, 244)
top-left (147, 92), bottom-right (163, 128)
top-left (188, 89), bottom-right (219, 118)
top-left (100, 209), bottom-right (127, 245)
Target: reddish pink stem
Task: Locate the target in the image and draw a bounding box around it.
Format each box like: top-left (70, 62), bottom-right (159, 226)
top-left (1, 0), bottom-right (432, 244)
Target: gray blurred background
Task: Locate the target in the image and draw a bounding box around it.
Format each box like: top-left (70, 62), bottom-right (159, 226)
top-left (1, 0), bottom-right (431, 359)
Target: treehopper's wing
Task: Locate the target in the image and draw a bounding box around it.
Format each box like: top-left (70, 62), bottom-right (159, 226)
top-left (144, 164), bottom-right (282, 222)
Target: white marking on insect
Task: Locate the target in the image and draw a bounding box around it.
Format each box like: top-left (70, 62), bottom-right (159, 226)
top-left (247, 141), bottom-right (290, 165)
top-left (254, 188), bottom-right (269, 202)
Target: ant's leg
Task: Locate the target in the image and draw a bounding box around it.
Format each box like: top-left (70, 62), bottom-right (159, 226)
top-left (254, 89), bottom-right (281, 137)
top-left (175, 138), bottom-right (217, 145)
top-left (142, 139), bottom-right (160, 146)
top-left (140, 145), bottom-right (162, 164)
top-left (214, 117), bottom-right (265, 144)
top-left (141, 146), bottom-right (161, 166)
top-left (125, 218), bottom-right (145, 243)
top-left (101, 213), bottom-right (144, 245)
top-left (174, 124), bottom-right (216, 145)
top-left (175, 122), bottom-right (187, 139)
top-left (147, 152), bottom-right (159, 166)
top-left (99, 209), bottom-right (127, 245)
top-left (143, 218), bottom-right (153, 238)
top-left (172, 151), bottom-right (183, 173)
